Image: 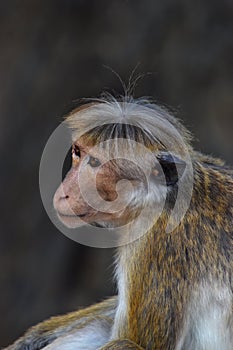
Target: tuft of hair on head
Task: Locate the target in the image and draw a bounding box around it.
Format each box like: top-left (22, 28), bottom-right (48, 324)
top-left (65, 93), bottom-right (193, 159)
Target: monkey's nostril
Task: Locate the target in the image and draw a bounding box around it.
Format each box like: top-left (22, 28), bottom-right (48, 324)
top-left (60, 195), bottom-right (69, 200)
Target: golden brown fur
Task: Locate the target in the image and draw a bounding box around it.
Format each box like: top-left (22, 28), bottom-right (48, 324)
top-left (115, 160), bottom-right (233, 348)
top-left (5, 96), bottom-right (233, 350)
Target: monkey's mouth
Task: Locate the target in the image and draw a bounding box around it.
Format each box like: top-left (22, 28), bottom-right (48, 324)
top-left (57, 212), bottom-right (87, 218)
top-left (56, 211), bottom-right (89, 229)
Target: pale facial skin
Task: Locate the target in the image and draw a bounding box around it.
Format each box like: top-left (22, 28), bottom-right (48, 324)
top-left (53, 140), bottom-right (137, 229)
top-left (53, 138), bottom-right (182, 229)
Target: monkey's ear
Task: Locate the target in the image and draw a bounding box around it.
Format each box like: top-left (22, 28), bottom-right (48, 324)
top-left (152, 152), bottom-right (186, 186)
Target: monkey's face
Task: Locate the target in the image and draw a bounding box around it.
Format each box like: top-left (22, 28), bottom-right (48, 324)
top-left (53, 140), bottom-right (143, 229)
top-left (53, 136), bottom-right (186, 229)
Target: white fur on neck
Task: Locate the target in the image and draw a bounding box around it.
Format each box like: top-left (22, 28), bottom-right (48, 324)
top-left (110, 257), bottom-right (128, 339)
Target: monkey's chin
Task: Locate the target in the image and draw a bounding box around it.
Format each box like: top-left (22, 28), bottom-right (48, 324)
top-left (56, 213), bottom-right (88, 229)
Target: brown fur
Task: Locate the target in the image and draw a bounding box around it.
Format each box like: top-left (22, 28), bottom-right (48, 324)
top-left (5, 98), bottom-right (233, 350)
top-left (116, 160), bottom-right (233, 348)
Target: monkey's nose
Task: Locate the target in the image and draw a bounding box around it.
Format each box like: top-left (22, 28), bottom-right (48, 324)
top-left (54, 183), bottom-right (68, 202)
top-left (60, 195), bottom-right (69, 200)
top-left (53, 185), bottom-right (73, 214)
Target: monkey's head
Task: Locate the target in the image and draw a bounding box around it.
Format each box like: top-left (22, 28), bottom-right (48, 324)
top-left (53, 97), bottom-right (190, 230)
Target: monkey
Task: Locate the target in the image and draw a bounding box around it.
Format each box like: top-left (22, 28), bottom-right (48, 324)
top-left (4, 95), bottom-right (233, 350)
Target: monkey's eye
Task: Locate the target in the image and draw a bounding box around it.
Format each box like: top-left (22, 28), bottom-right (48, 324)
top-left (72, 145), bottom-right (81, 158)
top-left (88, 156), bottom-right (101, 168)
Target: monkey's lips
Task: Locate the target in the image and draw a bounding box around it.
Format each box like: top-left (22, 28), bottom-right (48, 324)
top-left (56, 211), bottom-right (88, 228)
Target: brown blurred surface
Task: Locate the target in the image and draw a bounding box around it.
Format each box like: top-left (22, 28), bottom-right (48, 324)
top-left (0, 0), bottom-right (233, 346)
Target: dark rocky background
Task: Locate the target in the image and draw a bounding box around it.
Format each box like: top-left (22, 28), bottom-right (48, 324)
top-left (0, 0), bottom-right (232, 346)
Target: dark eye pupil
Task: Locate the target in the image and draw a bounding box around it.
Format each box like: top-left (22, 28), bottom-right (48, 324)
top-left (88, 157), bottom-right (101, 167)
top-left (73, 145), bottom-right (81, 157)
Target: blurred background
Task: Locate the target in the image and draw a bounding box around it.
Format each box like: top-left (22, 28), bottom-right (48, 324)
top-left (0, 0), bottom-right (232, 346)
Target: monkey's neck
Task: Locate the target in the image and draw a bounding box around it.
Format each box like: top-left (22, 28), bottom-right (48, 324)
top-left (113, 163), bottom-right (232, 343)
top-left (116, 162), bottom-right (232, 287)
